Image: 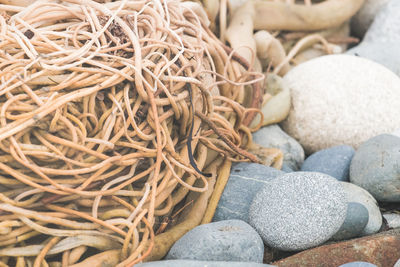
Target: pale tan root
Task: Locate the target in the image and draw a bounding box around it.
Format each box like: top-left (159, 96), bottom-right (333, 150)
top-left (68, 250), bottom-right (120, 267)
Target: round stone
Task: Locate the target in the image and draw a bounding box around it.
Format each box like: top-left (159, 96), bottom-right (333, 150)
top-left (350, 134), bottom-right (400, 202)
top-left (280, 54), bottom-right (400, 154)
top-left (249, 172), bottom-right (347, 251)
top-left (301, 145), bottom-right (355, 182)
top-left (166, 220), bottom-right (264, 262)
top-left (351, 0), bottom-right (389, 38)
top-left (213, 163), bottom-right (284, 222)
top-left (340, 182), bottom-right (382, 235)
top-left (339, 262), bottom-right (377, 267)
top-left (331, 202), bottom-right (369, 241)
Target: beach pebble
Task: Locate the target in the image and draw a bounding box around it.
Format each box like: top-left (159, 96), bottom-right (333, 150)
top-left (383, 213), bottom-right (400, 229)
top-left (351, 0), bottom-right (389, 38)
top-left (249, 172), bottom-right (346, 251)
top-left (252, 124), bottom-right (304, 170)
top-left (347, 0), bottom-right (400, 75)
top-left (331, 202), bottom-right (369, 241)
top-left (339, 262), bottom-right (378, 267)
top-left (394, 258), bottom-right (400, 267)
top-left (136, 260), bottom-right (275, 267)
top-left (166, 220), bottom-right (264, 262)
top-left (280, 54), bottom-right (400, 154)
top-left (301, 145), bottom-right (355, 181)
top-left (340, 182), bottom-right (382, 235)
top-left (350, 134), bottom-right (400, 202)
top-left (213, 163), bottom-right (284, 222)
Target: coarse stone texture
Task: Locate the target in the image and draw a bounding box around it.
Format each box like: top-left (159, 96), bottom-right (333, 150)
top-left (273, 228), bottom-right (400, 267)
top-left (249, 172), bottom-right (346, 251)
top-left (136, 260), bottom-right (276, 267)
top-left (331, 202), bottom-right (369, 241)
top-left (340, 182), bottom-right (382, 235)
top-left (339, 263), bottom-right (378, 267)
top-left (301, 145), bottom-right (355, 181)
top-left (166, 220), bottom-right (264, 262)
top-left (383, 213), bottom-right (400, 229)
top-left (213, 163), bottom-right (284, 222)
top-left (252, 124), bottom-right (304, 170)
top-left (280, 54), bottom-right (400, 154)
top-left (347, 0), bottom-right (400, 76)
top-left (350, 134), bottom-right (400, 202)
top-left (351, 0), bottom-right (389, 38)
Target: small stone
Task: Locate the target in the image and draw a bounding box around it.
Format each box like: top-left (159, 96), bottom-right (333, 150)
top-left (280, 54), bottom-right (400, 154)
top-left (252, 124), bottom-right (304, 170)
top-left (331, 202), bottom-right (369, 241)
top-left (136, 260), bottom-right (276, 267)
top-left (166, 220), bottom-right (264, 262)
top-left (249, 172), bottom-right (346, 251)
top-left (383, 213), bottom-right (400, 229)
top-left (351, 0), bottom-right (389, 38)
top-left (339, 263), bottom-right (378, 267)
top-left (394, 258), bottom-right (400, 267)
top-left (340, 182), bottom-right (382, 235)
top-left (213, 163), bottom-right (284, 222)
top-left (273, 227), bottom-right (400, 267)
top-left (301, 145), bottom-right (355, 181)
top-left (350, 134), bottom-right (400, 202)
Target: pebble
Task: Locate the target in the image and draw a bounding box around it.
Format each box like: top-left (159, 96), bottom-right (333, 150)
top-left (331, 202), bottom-right (369, 241)
top-left (395, 258), bottom-right (400, 267)
top-left (347, 0), bottom-right (400, 75)
top-left (213, 163), bottom-right (284, 222)
top-left (280, 54), bottom-right (400, 154)
top-left (340, 182), bottom-right (382, 235)
top-left (249, 172), bottom-right (346, 251)
top-left (351, 0), bottom-right (389, 38)
top-left (300, 145), bottom-right (355, 181)
top-left (273, 227), bottom-right (400, 267)
top-left (136, 260), bottom-right (275, 267)
top-left (339, 262), bottom-right (378, 267)
top-left (252, 124), bottom-right (304, 170)
top-left (383, 213), bottom-right (400, 229)
top-left (166, 220), bottom-right (264, 262)
top-left (350, 134), bottom-right (400, 202)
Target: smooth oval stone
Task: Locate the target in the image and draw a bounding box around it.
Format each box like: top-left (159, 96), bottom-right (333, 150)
top-left (252, 124), bottom-right (304, 170)
top-left (136, 260), bottom-right (276, 267)
top-left (301, 145), bottom-right (355, 181)
top-left (249, 172), bottom-right (346, 251)
top-left (339, 262), bottom-right (378, 267)
top-left (350, 134), bottom-right (400, 202)
top-left (340, 182), bottom-right (382, 235)
top-left (166, 220), bottom-right (264, 262)
top-left (331, 202), bottom-right (369, 241)
top-left (213, 163), bottom-right (284, 222)
top-left (281, 54), bottom-right (400, 154)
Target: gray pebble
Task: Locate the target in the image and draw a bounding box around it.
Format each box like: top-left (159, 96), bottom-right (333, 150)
top-left (252, 124), bottom-right (304, 170)
top-left (301, 145), bottom-right (355, 181)
top-left (136, 260), bottom-right (275, 267)
top-left (249, 172), bottom-right (347, 251)
top-left (166, 220), bottom-right (264, 262)
top-left (339, 262), bottom-right (377, 267)
top-left (331, 202), bottom-right (369, 241)
top-left (383, 213), bottom-right (400, 229)
top-left (340, 182), bottom-right (382, 235)
top-left (350, 134), bottom-right (400, 202)
top-left (394, 258), bottom-right (400, 267)
top-left (213, 163), bottom-right (284, 222)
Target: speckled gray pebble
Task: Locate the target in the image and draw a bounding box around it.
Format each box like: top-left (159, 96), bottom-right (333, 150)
top-left (252, 124), bottom-right (304, 170)
top-left (339, 262), bottom-right (378, 267)
top-left (249, 172), bottom-right (347, 251)
top-left (166, 220), bottom-right (264, 262)
top-left (135, 260), bottom-right (276, 267)
top-left (340, 182), bottom-right (382, 235)
top-left (331, 202), bottom-right (369, 241)
top-left (301, 145), bottom-right (355, 181)
top-left (383, 213), bottom-right (400, 229)
top-left (350, 134), bottom-right (400, 202)
top-left (213, 163), bottom-right (284, 222)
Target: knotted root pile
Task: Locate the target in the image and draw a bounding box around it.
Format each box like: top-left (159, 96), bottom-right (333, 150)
top-left (0, 0), bottom-right (263, 266)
